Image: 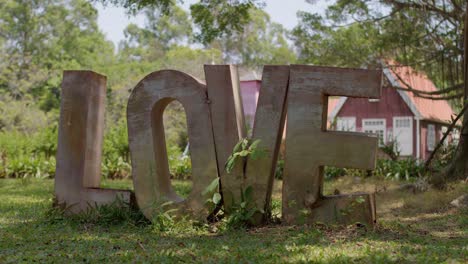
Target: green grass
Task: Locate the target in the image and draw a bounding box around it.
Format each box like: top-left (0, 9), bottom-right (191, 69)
top-left (0, 177), bottom-right (467, 263)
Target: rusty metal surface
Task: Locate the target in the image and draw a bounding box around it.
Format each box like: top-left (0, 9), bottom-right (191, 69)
top-left (204, 65), bottom-right (246, 211)
top-left (55, 71), bottom-right (131, 213)
top-left (244, 65), bottom-right (289, 223)
top-left (127, 70), bottom-right (218, 220)
top-left (282, 65), bottom-right (382, 225)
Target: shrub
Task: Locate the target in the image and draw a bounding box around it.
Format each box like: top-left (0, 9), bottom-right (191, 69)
top-left (374, 158), bottom-right (424, 181)
top-left (0, 128), bottom-right (57, 179)
top-left (103, 120), bottom-right (130, 162)
top-left (167, 145), bottom-right (192, 180)
top-left (324, 166), bottom-right (347, 180)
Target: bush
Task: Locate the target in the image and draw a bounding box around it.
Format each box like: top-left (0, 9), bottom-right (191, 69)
top-left (0, 128), bottom-right (57, 179)
top-left (324, 166), bottom-right (347, 180)
top-left (99, 120), bottom-right (191, 180)
top-left (103, 120), bottom-right (130, 162)
top-left (167, 145), bottom-right (191, 180)
top-left (374, 158), bottom-right (424, 181)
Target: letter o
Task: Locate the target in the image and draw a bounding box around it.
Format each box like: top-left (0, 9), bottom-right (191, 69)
top-left (127, 70), bottom-right (219, 220)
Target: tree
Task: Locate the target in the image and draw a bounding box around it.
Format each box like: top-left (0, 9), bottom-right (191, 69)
top-left (211, 8), bottom-right (296, 68)
top-left (301, 0), bottom-right (467, 183)
top-left (292, 12), bottom-right (382, 68)
top-left (0, 0), bottom-right (115, 113)
top-left (0, 0), bottom-right (116, 134)
top-left (96, 0), bottom-right (264, 44)
top-left (119, 3), bottom-right (192, 61)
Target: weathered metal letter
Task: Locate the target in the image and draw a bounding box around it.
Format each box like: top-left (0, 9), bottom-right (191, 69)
top-left (282, 65), bottom-right (382, 225)
top-left (204, 65), bottom-right (247, 211)
top-left (127, 70), bottom-right (219, 220)
top-left (244, 65), bottom-right (290, 223)
top-left (55, 71), bottom-right (132, 212)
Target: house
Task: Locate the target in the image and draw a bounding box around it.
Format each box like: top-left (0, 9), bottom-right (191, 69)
top-left (239, 71), bottom-right (262, 130)
top-left (239, 64), bottom-right (458, 160)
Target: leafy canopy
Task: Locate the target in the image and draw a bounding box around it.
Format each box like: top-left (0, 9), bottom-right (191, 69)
top-left (95, 0), bottom-right (265, 43)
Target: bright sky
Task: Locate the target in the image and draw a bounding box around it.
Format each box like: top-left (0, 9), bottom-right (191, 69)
top-left (95, 0), bottom-right (328, 47)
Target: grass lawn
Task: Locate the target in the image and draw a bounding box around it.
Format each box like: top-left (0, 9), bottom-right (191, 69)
top-left (0, 177), bottom-right (466, 263)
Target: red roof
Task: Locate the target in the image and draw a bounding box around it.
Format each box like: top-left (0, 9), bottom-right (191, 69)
top-left (388, 64), bottom-right (455, 124)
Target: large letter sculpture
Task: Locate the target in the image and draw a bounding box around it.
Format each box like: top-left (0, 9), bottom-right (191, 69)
top-left (204, 65), bottom-right (247, 211)
top-left (55, 71), bottom-right (132, 212)
top-left (244, 65), bottom-right (290, 223)
top-left (127, 70), bottom-right (219, 220)
top-left (55, 65), bottom-right (382, 226)
top-left (282, 65), bottom-right (381, 225)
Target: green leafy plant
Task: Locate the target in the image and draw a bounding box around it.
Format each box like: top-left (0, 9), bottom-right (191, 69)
top-left (151, 201), bottom-right (179, 232)
top-left (200, 138), bottom-right (268, 228)
top-left (225, 186), bottom-right (264, 230)
top-left (202, 178), bottom-right (221, 213)
top-left (374, 158), bottom-right (424, 181)
top-left (225, 138), bottom-right (266, 174)
top-left (220, 138), bottom-right (267, 228)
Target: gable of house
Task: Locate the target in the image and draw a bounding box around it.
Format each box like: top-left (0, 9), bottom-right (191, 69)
top-left (329, 65), bottom-right (456, 125)
top-left (386, 64), bottom-right (455, 124)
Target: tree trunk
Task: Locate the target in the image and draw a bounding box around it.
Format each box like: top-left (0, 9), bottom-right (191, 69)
top-left (435, 3), bottom-right (468, 187)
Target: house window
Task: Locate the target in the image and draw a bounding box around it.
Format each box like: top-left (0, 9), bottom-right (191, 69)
top-left (395, 118), bottom-right (411, 128)
top-left (336, 117), bottom-right (356, 131)
top-left (427, 124), bottom-right (436, 151)
top-left (368, 99), bottom-right (380, 103)
top-left (363, 119), bottom-right (386, 146)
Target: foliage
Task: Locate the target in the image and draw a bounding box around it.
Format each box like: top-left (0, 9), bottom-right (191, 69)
top-left (324, 166), bottom-right (347, 180)
top-left (0, 0), bottom-right (115, 103)
top-left (202, 177), bottom-right (221, 214)
top-left (0, 128), bottom-right (57, 179)
top-left (298, 0), bottom-right (465, 100)
top-left (0, 95), bottom-right (51, 133)
top-left (225, 138), bottom-right (265, 174)
top-left (324, 166), bottom-right (365, 181)
top-left (292, 13), bottom-right (381, 68)
top-left (167, 145), bottom-right (191, 180)
top-left (374, 158), bottom-right (425, 181)
top-left (212, 8), bottom-right (296, 68)
top-left (98, 0), bottom-right (265, 44)
top-left (202, 137), bottom-right (267, 228)
top-left (325, 157), bottom-right (428, 181)
top-left (0, 123), bottom-right (192, 179)
top-left (223, 185), bottom-right (264, 230)
top-left (120, 3), bottom-right (192, 56)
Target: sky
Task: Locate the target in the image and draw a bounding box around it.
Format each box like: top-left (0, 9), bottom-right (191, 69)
top-left (95, 0), bottom-right (329, 47)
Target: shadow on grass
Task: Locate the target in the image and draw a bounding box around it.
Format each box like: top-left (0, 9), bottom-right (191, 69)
top-left (1, 178), bottom-right (466, 263)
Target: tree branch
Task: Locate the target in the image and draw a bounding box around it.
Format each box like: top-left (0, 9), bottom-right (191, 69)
top-left (424, 100), bottom-right (468, 169)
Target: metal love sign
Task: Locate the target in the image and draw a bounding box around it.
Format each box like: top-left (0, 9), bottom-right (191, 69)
top-left (54, 65), bottom-right (382, 226)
